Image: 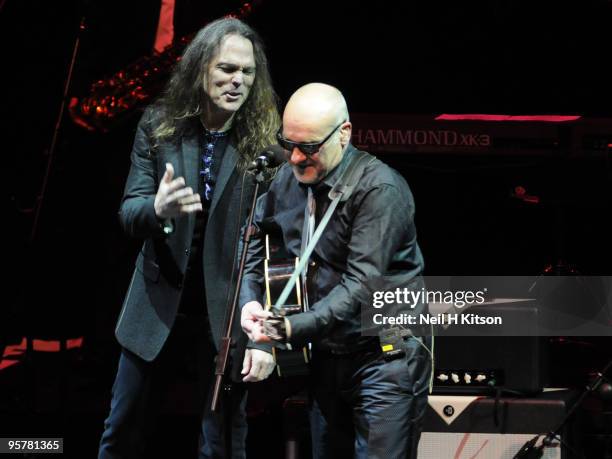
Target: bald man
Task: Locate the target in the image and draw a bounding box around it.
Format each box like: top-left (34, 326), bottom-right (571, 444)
top-left (239, 83), bottom-right (430, 458)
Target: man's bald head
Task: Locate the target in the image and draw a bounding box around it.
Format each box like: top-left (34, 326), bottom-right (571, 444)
top-left (284, 83), bottom-right (349, 131)
top-left (280, 83), bottom-right (352, 184)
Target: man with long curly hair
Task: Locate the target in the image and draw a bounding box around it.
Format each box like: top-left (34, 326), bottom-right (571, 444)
top-left (98, 18), bottom-right (280, 459)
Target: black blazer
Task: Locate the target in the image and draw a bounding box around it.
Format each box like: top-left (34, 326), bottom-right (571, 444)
top-left (115, 108), bottom-right (254, 380)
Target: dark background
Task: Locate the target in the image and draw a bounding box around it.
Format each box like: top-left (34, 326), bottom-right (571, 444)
top-left (1, 0), bottom-right (611, 457)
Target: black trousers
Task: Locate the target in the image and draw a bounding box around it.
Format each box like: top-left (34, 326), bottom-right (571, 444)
top-left (97, 312), bottom-right (247, 459)
top-left (309, 337), bottom-right (431, 459)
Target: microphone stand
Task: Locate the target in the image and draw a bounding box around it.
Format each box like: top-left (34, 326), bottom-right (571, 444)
top-left (10, 12), bottom-right (87, 420)
top-left (513, 358), bottom-right (612, 459)
top-left (30, 15), bottom-right (86, 242)
top-left (211, 165), bottom-right (267, 412)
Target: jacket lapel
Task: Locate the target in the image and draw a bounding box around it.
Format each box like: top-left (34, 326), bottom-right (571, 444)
top-left (209, 143), bottom-right (238, 218)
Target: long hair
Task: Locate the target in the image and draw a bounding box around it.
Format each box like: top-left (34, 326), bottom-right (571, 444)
top-left (152, 18), bottom-right (280, 169)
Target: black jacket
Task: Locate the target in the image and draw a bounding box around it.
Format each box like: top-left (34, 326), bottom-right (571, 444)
top-left (116, 108), bottom-right (256, 380)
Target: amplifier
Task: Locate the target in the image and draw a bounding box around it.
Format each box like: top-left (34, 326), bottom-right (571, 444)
top-left (418, 391), bottom-right (578, 459)
top-left (432, 300), bottom-right (548, 394)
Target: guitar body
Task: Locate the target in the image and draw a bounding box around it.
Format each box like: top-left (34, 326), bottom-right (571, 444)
top-left (264, 235), bottom-right (310, 377)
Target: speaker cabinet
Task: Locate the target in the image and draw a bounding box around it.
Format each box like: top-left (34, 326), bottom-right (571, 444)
top-left (418, 391), bottom-right (578, 459)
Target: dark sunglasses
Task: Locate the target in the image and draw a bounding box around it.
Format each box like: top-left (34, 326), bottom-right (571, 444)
top-left (276, 121), bottom-right (345, 156)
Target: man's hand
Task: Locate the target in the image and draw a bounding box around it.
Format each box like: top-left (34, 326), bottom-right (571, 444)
top-left (154, 163), bottom-right (203, 219)
top-left (241, 301), bottom-right (272, 344)
top-left (241, 349), bottom-right (275, 382)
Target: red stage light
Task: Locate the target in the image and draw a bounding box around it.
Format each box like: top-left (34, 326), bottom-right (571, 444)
top-left (435, 114), bottom-right (582, 122)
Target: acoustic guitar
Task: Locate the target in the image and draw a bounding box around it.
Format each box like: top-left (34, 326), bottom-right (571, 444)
top-left (264, 234), bottom-right (310, 377)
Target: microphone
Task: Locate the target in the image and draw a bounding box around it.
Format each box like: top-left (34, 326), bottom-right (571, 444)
top-left (248, 144), bottom-right (285, 171)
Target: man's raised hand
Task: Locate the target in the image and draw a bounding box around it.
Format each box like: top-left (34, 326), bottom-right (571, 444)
top-left (154, 163), bottom-right (203, 219)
